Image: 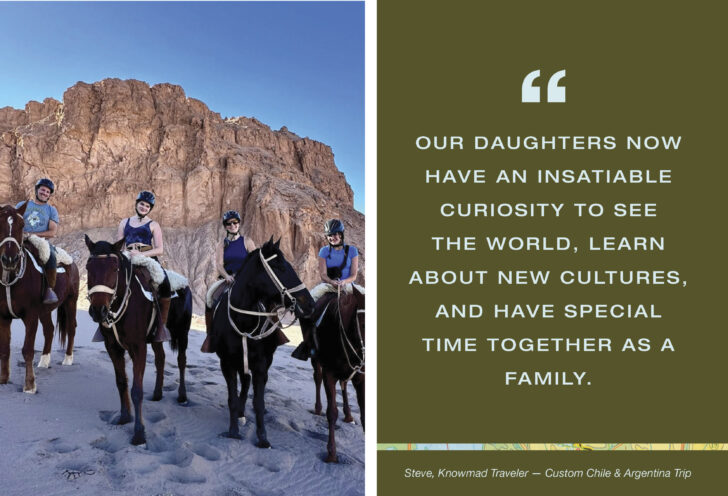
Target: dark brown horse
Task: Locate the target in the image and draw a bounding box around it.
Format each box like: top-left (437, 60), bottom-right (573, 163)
top-left (311, 357), bottom-right (354, 423)
top-left (302, 286), bottom-right (365, 462)
top-left (0, 204), bottom-right (80, 393)
top-left (210, 239), bottom-right (314, 447)
top-left (84, 235), bottom-right (192, 445)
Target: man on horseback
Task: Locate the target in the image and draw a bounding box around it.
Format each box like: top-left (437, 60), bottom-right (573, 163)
top-left (15, 178), bottom-right (59, 304)
top-left (292, 218), bottom-right (363, 360)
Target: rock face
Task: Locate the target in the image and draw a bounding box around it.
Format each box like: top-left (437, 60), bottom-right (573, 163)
top-left (0, 79), bottom-right (364, 312)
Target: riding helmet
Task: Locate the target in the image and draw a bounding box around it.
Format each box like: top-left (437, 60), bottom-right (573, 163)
top-left (324, 219), bottom-right (344, 236)
top-left (136, 190), bottom-right (156, 209)
top-left (222, 210), bottom-right (241, 225)
top-left (35, 178), bottom-right (55, 194)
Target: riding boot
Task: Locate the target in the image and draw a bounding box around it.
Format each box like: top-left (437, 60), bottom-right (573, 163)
top-left (92, 326), bottom-right (105, 342)
top-left (200, 307), bottom-right (214, 353)
top-left (43, 259), bottom-right (58, 305)
top-left (291, 321), bottom-right (312, 361)
top-left (154, 297), bottom-right (171, 342)
top-left (274, 329), bottom-right (290, 346)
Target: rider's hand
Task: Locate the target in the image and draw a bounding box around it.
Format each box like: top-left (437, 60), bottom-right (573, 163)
top-left (225, 274), bottom-right (235, 284)
top-left (129, 249), bottom-right (141, 258)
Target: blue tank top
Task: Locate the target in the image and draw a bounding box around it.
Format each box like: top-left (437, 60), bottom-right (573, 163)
top-left (224, 236), bottom-right (248, 275)
top-left (123, 218), bottom-right (154, 246)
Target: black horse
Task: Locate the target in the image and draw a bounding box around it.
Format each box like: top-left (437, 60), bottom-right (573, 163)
top-left (303, 286), bottom-right (365, 462)
top-left (85, 236), bottom-right (192, 445)
top-left (209, 238), bottom-right (314, 448)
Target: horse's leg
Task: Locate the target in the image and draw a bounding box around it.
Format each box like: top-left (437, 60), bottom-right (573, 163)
top-left (150, 341), bottom-right (165, 401)
top-left (323, 369), bottom-right (339, 462)
top-left (252, 364), bottom-right (271, 449)
top-left (176, 328), bottom-right (188, 403)
top-left (37, 311), bottom-right (54, 368)
top-left (312, 357), bottom-right (323, 415)
top-left (21, 313), bottom-right (40, 393)
top-left (0, 318), bottom-right (11, 383)
top-left (220, 355), bottom-right (242, 439)
top-left (128, 344), bottom-right (147, 445)
top-left (341, 380), bottom-right (354, 423)
top-left (106, 342), bottom-right (132, 424)
top-left (62, 293), bottom-right (78, 366)
top-left (352, 373), bottom-right (365, 430)
top-left (238, 368), bottom-right (250, 420)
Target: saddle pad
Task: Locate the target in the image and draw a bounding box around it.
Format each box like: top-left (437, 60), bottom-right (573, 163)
top-left (25, 235), bottom-right (74, 265)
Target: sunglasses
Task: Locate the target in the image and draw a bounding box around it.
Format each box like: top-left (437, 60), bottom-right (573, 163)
top-left (225, 220), bottom-right (240, 227)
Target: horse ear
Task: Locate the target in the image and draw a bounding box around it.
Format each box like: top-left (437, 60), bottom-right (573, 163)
top-left (84, 234), bottom-right (95, 251)
top-left (16, 201), bottom-right (28, 216)
top-left (274, 237), bottom-right (281, 250)
top-left (113, 238), bottom-right (125, 252)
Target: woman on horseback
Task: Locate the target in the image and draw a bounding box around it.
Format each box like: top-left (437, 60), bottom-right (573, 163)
top-left (200, 210), bottom-right (255, 352)
top-left (115, 191), bottom-right (171, 341)
top-left (293, 218), bottom-right (364, 360)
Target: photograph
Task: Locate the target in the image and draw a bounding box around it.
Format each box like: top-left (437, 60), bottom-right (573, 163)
top-left (0, 2), bottom-right (365, 495)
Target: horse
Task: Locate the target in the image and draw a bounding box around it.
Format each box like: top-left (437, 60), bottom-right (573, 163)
top-left (303, 286), bottom-right (365, 463)
top-left (84, 235), bottom-right (192, 445)
top-left (311, 357), bottom-right (354, 423)
top-left (0, 204), bottom-right (80, 394)
top-left (209, 238), bottom-right (314, 448)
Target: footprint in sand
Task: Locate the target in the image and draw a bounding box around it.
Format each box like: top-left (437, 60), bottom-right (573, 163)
top-left (146, 410), bottom-right (167, 423)
top-left (189, 443), bottom-right (221, 461)
top-left (47, 438), bottom-right (80, 454)
top-left (90, 436), bottom-right (125, 454)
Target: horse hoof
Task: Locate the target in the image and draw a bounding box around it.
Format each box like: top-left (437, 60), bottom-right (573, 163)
top-left (344, 416), bottom-right (355, 424)
top-left (117, 416), bottom-right (132, 425)
top-left (62, 354), bottom-right (73, 366)
top-left (256, 440), bottom-right (272, 449)
top-left (325, 454), bottom-right (339, 463)
top-left (177, 395), bottom-right (188, 404)
top-left (23, 385), bottom-right (37, 394)
top-left (131, 434), bottom-right (146, 446)
top-left (37, 354), bottom-right (51, 368)
top-left (221, 431), bottom-right (242, 440)
top-left (151, 393), bottom-right (163, 402)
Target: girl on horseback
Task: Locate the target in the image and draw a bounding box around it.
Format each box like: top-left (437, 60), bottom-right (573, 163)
top-left (200, 210), bottom-right (255, 352)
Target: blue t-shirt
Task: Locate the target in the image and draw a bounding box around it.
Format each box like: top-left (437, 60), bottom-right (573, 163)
top-left (15, 200), bottom-right (59, 233)
top-left (319, 245), bottom-right (359, 280)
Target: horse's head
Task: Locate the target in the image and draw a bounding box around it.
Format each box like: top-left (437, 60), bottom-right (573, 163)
top-left (84, 234), bottom-right (126, 323)
top-left (235, 237), bottom-right (314, 319)
top-left (0, 203), bottom-right (27, 272)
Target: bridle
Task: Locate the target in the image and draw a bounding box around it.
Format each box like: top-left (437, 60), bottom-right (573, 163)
top-left (0, 215), bottom-right (27, 288)
top-left (87, 252), bottom-right (135, 349)
top-left (223, 249), bottom-right (309, 375)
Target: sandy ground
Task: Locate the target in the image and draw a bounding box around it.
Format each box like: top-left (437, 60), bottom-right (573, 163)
top-left (0, 310), bottom-right (363, 496)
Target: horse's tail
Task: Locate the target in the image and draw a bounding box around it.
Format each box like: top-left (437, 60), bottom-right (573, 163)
top-left (170, 286), bottom-right (193, 352)
top-left (56, 263), bottom-right (80, 349)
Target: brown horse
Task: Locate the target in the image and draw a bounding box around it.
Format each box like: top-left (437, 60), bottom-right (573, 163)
top-left (85, 235), bottom-right (192, 445)
top-left (311, 357), bottom-right (354, 423)
top-left (302, 286), bottom-right (365, 462)
top-left (0, 204), bottom-right (80, 393)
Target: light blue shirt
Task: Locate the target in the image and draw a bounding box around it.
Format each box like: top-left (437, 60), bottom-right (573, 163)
top-left (319, 245), bottom-right (359, 280)
top-left (15, 200), bottom-right (59, 233)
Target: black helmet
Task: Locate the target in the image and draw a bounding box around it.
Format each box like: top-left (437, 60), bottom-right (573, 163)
top-left (136, 191), bottom-right (155, 208)
top-left (324, 219), bottom-right (344, 236)
top-left (35, 178), bottom-right (55, 194)
top-left (222, 210), bottom-right (241, 225)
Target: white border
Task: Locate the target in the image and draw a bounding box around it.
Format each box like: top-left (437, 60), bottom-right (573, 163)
top-left (364, 0), bottom-right (377, 494)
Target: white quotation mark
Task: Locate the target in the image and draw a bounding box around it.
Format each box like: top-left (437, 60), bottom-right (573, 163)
top-left (521, 69), bottom-right (566, 103)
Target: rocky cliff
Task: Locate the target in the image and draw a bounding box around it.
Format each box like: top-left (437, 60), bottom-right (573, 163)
top-left (0, 79), bottom-right (364, 312)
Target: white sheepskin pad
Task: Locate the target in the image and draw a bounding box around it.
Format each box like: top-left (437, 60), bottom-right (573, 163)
top-left (206, 279), bottom-right (228, 308)
top-left (26, 235), bottom-right (73, 265)
top-left (310, 282), bottom-right (365, 301)
top-left (126, 253), bottom-right (188, 292)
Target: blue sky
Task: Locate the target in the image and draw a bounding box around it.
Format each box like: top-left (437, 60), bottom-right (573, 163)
top-left (0, 1), bottom-right (365, 212)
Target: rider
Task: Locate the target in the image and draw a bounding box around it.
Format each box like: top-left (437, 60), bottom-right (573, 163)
top-left (15, 178), bottom-right (59, 304)
top-left (200, 210), bottom-right (256, 353)
top-left (292, 218), bottom-right (363, 360)
top-left (116, 191), bottom-right (171, 341)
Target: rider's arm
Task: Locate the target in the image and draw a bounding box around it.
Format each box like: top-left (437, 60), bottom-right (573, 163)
top-left (32, 219), bottom-right (58, 239)
top-left (144, 221), bottom-right (164, 258)
top-left (116, 219), bottom-right (127, 245)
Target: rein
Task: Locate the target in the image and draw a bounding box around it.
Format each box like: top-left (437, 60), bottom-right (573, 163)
top-left (0, 232), bottom-right (28, 319)
top-left (334, 286), bottom-right (366, 381)
top-left (223, 250), bottom-right (309, 376)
